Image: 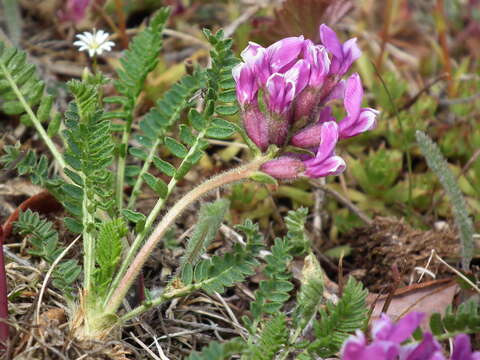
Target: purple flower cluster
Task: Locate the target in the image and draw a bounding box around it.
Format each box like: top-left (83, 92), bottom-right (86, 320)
top-left (341, 312), bottom-right (480, 360)
top-left (233, 25), bottom-right (379, 179)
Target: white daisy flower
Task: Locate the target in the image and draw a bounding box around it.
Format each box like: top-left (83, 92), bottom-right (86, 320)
top-left (73, 29), bottom-right (115, 57)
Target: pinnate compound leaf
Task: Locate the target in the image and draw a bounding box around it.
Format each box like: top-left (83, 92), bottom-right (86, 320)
top-left (308, 277), bottom-right (368, 358)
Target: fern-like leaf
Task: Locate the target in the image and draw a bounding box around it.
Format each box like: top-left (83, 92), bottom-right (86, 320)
top-left (250, 238), bottom-right (294, 320)
top-left (247, 314), bottom-right (289, 360)
top-left (416, 131), bottom-right (474, 270)
top-left (429, 300), bottom-right (480, 338)
top-left (94, 218), bottom-right (127, 297)
top-left (13, 210), bottom-right (81, 298)
top-left (0, 42), bottom-right (65, 168)
top-left (126, 70), bottom-right (205, 208)
top-left (114, 8), bottom-right (170, 100)
top-left (308, 276), bottom-right (368, 358)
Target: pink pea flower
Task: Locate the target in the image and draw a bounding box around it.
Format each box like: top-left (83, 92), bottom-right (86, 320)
top-left (58, 0), bottom-right (91, 24)
top-left (338, 73), bottom-right (378, 139)
top-left (233, 26), bottom-right (377, 180)
top-left (303, 121), bottom-right (346, 178)
top-left (320, 24), bottom-right (361, 76)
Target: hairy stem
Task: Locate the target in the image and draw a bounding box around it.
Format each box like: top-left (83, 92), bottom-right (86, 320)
top-left (0, 62), bottom-right (66, 169)
top-left (105, 128), bottom-right (208, 306)
top-left (105, 155), bottom-right (272, 314)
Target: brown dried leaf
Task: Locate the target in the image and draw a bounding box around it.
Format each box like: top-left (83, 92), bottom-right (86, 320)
top-left (368, 279), bottom-right (458, 330)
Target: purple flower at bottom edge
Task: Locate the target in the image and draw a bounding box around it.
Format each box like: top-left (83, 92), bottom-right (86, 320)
top-left (451, 334), bottom-right (480, 360)
top-left (373, 313), bottom-right (425, 344)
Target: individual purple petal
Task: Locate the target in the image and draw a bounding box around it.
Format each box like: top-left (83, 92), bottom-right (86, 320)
top-left (241, 41), bottom-right (265, 63)
top-left (314, 121), bottom-right (339, 163)
top-left (400, 333), bottom-right (442, 360)
top-left (232, 63), bottom-right (258, 106)
top-left (242, 103), bottom-right (269, 151)
top-left (267, 36), bottom-right (305, 73)
top-left (291, 108), bottom-right (334, 148)
top-left (265, 73), bottom-right (296, 114)
top-left (304, 40), bottom-right (330, 87)
top-left (373, 312), bottom-right (424, 344)
top-left (304, 155), bottom-right (346, 178)
top-left (451, 334), bottom-right (480, 360)
top-left (338, 73), bottom-right (378, 139)
top-left (319, 24), bottom-right (361, 75)
top-left (284, 59), bottom-right (311, 96)
top-left (340, 37), bottom-right (362, 74)
top-left (320, 24), bottom-right (343, 59)
top-left (341, 331), bottom-right (368, 360)
top-left (260, 156), bottom-right (305, 179)
top-left (344, 73), bottom-right (363, 120)
top-left (241, 42), bottom-right (270, 85)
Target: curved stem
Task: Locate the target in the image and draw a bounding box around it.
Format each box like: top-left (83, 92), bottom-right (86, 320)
top-left (104, 155), bottom-right (271, 314)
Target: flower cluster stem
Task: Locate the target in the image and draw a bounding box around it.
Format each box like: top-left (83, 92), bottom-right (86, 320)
top-left (104, 155), bottom-right (272, 315)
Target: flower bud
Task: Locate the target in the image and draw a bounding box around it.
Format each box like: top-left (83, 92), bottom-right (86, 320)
top-left (242, 104), bottom-right (269, 151)
top-left (291, 107), bottom-right (334, 148)
top-left (261, 156), bottom-right (305, 180)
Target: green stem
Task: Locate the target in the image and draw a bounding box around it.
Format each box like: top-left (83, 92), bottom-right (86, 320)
top-left (105, 128), bottom-right (208, 306)
top-left (115, 110), bottom-right (133, 209)
top-left (0, 62), bottom-right (66, 169)
top-left (104, 155), bottom-right (272, 315)
top-left (126, 137), bottom-right (162, 210)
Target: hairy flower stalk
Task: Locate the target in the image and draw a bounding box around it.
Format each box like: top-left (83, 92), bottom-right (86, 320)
top-left (105, 153), bottom-right (275, 315)
top-left (233, 24), bottom-right (378, 180)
